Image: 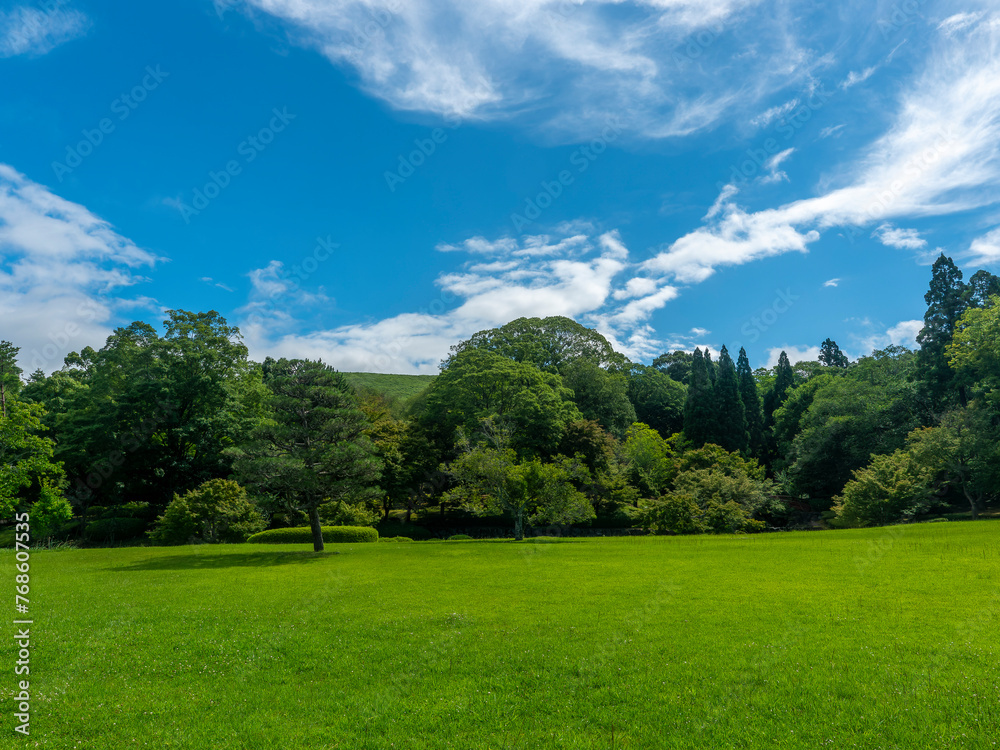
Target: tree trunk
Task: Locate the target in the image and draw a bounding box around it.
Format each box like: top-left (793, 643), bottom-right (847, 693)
top-left (514, 510), bottom-right (524, 541)
top-left (963, 485), bottom-right (980, 520)
top-left (308, 507), bottom-right (325, 552)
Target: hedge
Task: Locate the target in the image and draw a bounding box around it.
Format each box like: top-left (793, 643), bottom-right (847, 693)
top-left (246, 526), bottom-right (378, 544)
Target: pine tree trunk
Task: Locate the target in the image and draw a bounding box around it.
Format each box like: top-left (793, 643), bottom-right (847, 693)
top-left (308, 507), bottom-right (325, 552)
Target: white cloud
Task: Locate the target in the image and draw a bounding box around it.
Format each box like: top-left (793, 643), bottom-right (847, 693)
top-left (0, 164), bottom-right (160, 373)
top-left (938, 12), bottom-right (985, 37)
top-left (643, 13), bottom-right (1000, 284)
top-left (766, 346), bottom-right (820, 368)
top-left (818, 124), bottom-right (845, 139)
top-left (823, 278), bottom-right (841, 287)
top-left (242, 228), bottom-right (682, 372)
top-left (967, 227), bottom-right (1000, 264)
top-left (0, 5), bottom-right (90, 58)
top-left (840, 66), bottom-right (877, 90)
top-left (689, 327), bottom-right (710, 337)
top-left (223, 0), bottom-right (833, 139)
top-left (854, 319), bottom-right (923, 354)
top-left (750, 98), bottom-right (799, 129)
top-left (757, 147), bottom-right (795, 184)
top-left (872, 224), bottom-right (927, 250)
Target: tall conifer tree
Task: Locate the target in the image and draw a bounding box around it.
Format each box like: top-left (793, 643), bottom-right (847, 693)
top-left (737, 347), bottom-right (765, 459)
top-left (683, 348), bottom-right (716, 447)
top-left (712, 345), bottom-right (747, 453)
top-left (916, 254), bottom-right (968, 409)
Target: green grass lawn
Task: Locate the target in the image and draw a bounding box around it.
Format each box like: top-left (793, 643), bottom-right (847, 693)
top-left (341, 372), bottom-right (435, 403)
top-left (3, 523), bottom-right (999, 749)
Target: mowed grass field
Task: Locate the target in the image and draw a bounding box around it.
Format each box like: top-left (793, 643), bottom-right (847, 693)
top-left (3, 523), bottom-right (999, 749)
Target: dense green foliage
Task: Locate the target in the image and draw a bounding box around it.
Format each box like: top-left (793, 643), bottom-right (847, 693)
top-left (246, 525), bottom-right (379, 544)
top-left (3, 258), bottom-right (998, 541)
top-left (150, 479), bottom-right (266, 545)
top-left (7, 524), bottom-right (999, 747)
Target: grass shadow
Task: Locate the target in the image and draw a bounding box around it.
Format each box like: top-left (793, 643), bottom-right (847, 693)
top-left (110, 550), bottom-right (339, 572)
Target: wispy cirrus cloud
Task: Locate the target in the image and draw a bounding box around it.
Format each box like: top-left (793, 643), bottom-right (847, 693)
top-left (0, 164), bottom-right (160, 372)
top-left (642, 12), bottom-right (1000, 284)
top-left (0, 4), bottom-right (90, 58)
top-left (219, 0), bottom-right (842, 140)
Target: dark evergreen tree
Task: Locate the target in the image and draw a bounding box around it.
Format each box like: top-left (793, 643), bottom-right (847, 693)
top-left (711, 345), bottom-right (748, 453)
top-left (0, 341), bottom-right (22, 419)
top-left (762, 351), bottom-right (795, 464)
top-left (704, 348), bottom-right (717, 385)
top-left (964, 269), bottom-right (1000, 308)
top-left (651, 350), bottom-right (692, 384)
top-left (819, 338), bottom-right (849, 368)
top-left (916, 254), bottom-right (968, 409)
top-left (737, 347), bottom-right (766, 459)
top-left (683, 348), bottom-right (716, 447)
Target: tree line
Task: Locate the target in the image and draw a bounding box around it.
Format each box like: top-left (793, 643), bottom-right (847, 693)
top-left (1, 254), bottom-right (997, 549)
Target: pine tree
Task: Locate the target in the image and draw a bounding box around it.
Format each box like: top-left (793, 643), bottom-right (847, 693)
top-left (916, 254), bottom-right (968, 409)
top-left (737, 347), bottom-right (765, 459)
top-left (712, 345), bottom-right (748, 453)
top-left (683, 348), bottom-right (716, 447)
top-left (819, 338), bottom-right (849, 368)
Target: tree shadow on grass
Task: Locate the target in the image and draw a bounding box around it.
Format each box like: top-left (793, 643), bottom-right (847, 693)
top-left (110, 550), bottom-right (339, 572)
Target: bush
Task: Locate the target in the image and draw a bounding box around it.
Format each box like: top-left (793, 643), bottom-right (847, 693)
top-left (318, 499), bottom-right (380, 527)
top-left (379, 536), bottom-right (413, 543)
top-left (448, 534), bottom-right (473, 541)
top-left (85, 517), bottom-right (149, 542)
top-left (150, 479), bottom-right (266, 545)
top-left (832, 450), bottom-right (933, 527)
top-left (247, 526), bottom-right (378, 544)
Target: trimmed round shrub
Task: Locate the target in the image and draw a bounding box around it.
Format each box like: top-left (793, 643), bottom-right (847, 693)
top-left (379, 536), bottom-right (414, 543)
top-left (447, 534), bottom-right (473, 541)
top-left (247, 525), bottom-right (378, 544)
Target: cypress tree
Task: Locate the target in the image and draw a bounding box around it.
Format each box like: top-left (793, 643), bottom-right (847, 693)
top-left (762, 350), bottom-right (794, 464)
top-left (916, 254), bottom-right (967, 409)
top-left (712, 345), bottom-right (748, 453)
top-left (819, 338), bottom-right (849, 368)
top-left (737, 347), bottom-right (765, 459)
top-left (704, 348), bottom-right (717, 385)
top-left (683, 348), bottom-right (716, 447)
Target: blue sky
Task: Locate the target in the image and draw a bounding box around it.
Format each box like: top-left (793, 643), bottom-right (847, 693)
top-left (2, 0), bottom-right (1000, 374)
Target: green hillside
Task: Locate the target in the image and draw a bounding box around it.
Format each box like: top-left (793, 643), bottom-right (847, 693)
top-left (342, 371), bottom-right (436, 402)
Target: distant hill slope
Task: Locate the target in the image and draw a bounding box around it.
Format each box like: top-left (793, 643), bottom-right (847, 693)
top-left (342, 372), bottom-right (436, 402)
